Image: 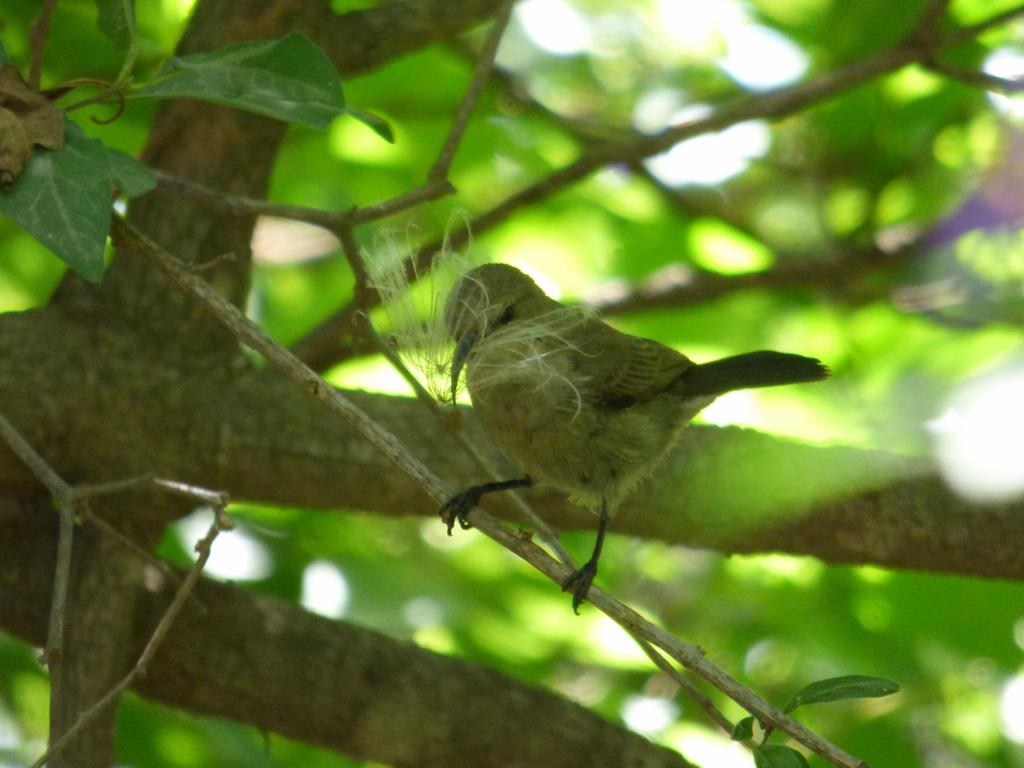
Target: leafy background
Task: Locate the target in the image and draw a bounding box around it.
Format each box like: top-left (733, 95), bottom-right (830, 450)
top-left (1, 0), bottom-right (1023, 766)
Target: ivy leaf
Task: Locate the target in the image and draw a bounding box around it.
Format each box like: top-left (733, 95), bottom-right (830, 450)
top-left (0, 120), bottom-right (112, 282)
top-left (105, 148), bottom-right (153, 198)
top-left (783, 675), bottom-right (900, 714)
top-left (345, 106), bottom-right (394, 143)
top-left (107, 148), bottom-right (155, 198)
top-left (134, 33), bottom-right (345, 129)
top-left (96, 0), bottom-right (135, 52)
top-left (753, 745), bottom-right (810, 768)
top-left (730, 716), bottom-right (755, 741)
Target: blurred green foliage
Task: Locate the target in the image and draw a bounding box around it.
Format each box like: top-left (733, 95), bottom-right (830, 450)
top-left (2, 0), bottom-right (1024, 767)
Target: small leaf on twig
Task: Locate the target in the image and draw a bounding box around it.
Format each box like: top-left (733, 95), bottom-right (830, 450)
top-left (783, 675), bottom-right (900, 714)
top-left (730, 716), bottom-right (755, 741)
top-left (346, 107), bottom-right (394, 143)
top-left (753, 745), bottom-right (811, 768)
top-left (107, 147), bottom-right (155, 198)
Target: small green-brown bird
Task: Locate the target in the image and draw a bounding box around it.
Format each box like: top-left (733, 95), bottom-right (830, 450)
top-left (441, 263), bottom-right (828, 612)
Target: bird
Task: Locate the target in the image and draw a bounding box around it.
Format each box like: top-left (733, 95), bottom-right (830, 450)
top-left (440, 263), bottom-right (828, 612)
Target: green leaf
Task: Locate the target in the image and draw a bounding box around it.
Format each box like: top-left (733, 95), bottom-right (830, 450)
top-left (0, 120), bottom-right (112, 282)
top-left (107, 148), bottom-right (155, 198)
top-left (345, 107), bottom-right (394, 143)
top-left (134, 33), bottom-right (345, 129)
top-left (95, 0), bottom-right (135, 51)
top-left (753, 745), bottom-right (811, 768)
top-left (730, 716), bottom-right (755, 741)
top-left (0, 39), bottom-right (9, 64)
top-left (783, 675), bottom-right (900, 713)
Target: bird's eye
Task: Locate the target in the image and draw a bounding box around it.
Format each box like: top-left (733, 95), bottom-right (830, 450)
top-left (498, 305), bottom-right (514, 326)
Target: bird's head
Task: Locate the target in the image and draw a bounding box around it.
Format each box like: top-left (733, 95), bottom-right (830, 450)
top-left (444, 264), bottom-right (547, 402)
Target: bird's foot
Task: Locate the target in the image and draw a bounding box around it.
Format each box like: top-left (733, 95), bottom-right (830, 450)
top-left (439, 486), bottom-right (484, 535)
top-left (561, 558), bottom-right (599, 615)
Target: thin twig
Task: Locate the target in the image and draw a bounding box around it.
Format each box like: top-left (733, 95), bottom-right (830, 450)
top-left (118, 214), bottom-right (868, 768)
top-left (336, 219), bottom-right (450, 417)
top-left (957, 2), bottom-right (1024, 38)
top-left (113, 0), bottom-right (139, 85)
top-left (116, 215), bottom-right (442, 493)
top-left (0, 412), bottom-right (67, 496)
top-left (588, 240), bottom-right (923, 316)
top-left (30, 506), bottom-right (231, 768)
top-left (0, 412), bottom-right (76, 672)
top-left (448, 420), bottom-right (577, 567)
top-left (351, 179), bottom-right (457, 224)
top-left (51, 473), bottom-right (211, 608)
top-left (80, 510), bottom-right (195, 599)
top-left (153, 170), bottom-right (351, 227)
top-left (630, 630), bottom-right (737, 736)
top-left (71, 473), bottom-right (153, 500)
top-left (27, 0), bottom-right (60, 89)
top-left (466, 507), bottom-right (868, 768)
top-left (290, 4), bottom-right (1024, 374)
top-left (44, 499), bottom-right (75, 668)
top-left (335, 223), bottom-right (373, 306)
top-left (333, 222), bottom-right (443, 413)
top-left (0, 413), bottom-right (226, 763)
top-left (913, 0), bottom-right (952, 37)
top-left (152, 477), bottom-right (230, 507)
top-left (428, 0), bottom-right (515, 181)
top-left (374, 327), bottom-right (447, 417)
top-left (925, 60), bottom-right (1024, 93)
top-left (153, 170), bottom-right (454, 229)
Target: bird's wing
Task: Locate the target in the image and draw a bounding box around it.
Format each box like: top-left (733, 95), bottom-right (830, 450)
top-left (582, 323), bottom-right (693, 407)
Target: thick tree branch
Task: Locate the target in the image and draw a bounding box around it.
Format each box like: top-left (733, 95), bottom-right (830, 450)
top-left (1, 306), bottom-right (1018, 581)
top-left (0, 293), bottom-right (998, 768)
top-left (0, 508), bottom-right (687, 768)
top-left (2, 1), bottom-right (1020, 763)
top-left (115, 216), bottom-right (872, 766)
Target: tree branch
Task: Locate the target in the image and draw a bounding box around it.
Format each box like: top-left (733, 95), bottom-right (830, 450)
top-left (0, 508), bottom-right (687, 768)
top-left (289, 4), bottom-right (1024, 372)
top-left (2, 302), bottom-right (1017, 583)
top-left (27, 0), bottom-right (59, 89)
top-left (428, 0), bottom-right (515, 181)
top-left (32, 506), bottom-right (231, 768)
top-left (116, 215), bottom-right (872, 766)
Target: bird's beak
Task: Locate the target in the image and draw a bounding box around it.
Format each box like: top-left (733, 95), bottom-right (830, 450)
top-left (450, 329), bottom-right (478, 404)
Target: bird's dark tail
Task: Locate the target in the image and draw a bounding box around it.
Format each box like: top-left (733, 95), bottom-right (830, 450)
top-left (677, 351), bottom-right (829, 397)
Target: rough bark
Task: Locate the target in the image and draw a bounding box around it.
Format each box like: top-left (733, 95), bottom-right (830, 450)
top-left (0, 506), bottom-right (686, 768)
top-left (0, 1), bottom-right (514, 766)
top-left (3, 0), bottom-right (1023, 766)
top-left (47, 525), bottom-right (144, 768)
top-left (2, 308), bottom-right (1019, 581)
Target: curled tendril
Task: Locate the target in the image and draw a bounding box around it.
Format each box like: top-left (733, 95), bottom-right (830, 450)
top-left (45, 78), bottom-right (127, 125)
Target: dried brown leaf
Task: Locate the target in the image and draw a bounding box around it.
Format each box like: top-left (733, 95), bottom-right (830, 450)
top-left (0, 65), bottom-right (65, 187)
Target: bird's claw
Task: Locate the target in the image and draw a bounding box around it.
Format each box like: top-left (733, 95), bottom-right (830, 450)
top-left (561, 559), bottom-right (598, 614)
top-left (440, 486), bottom-right (483, 535)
